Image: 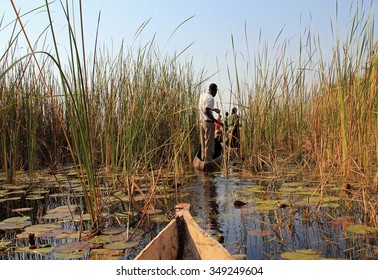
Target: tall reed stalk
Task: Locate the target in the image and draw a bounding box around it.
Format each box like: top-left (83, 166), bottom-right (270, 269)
top-left (236, 1), bottom-right (377, 180)
top-left (2, 0), bottom-right (202, 232)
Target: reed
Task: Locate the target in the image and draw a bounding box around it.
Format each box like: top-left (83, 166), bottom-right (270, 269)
top-left (2, 1), bottom-right (201, 233)
top-left (237, 1), bottom-right (377, 181)
top-left (1, 0), bottom-right (377, 234)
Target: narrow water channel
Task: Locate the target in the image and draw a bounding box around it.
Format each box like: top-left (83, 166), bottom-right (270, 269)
top-left (0, 167), bottom-right (377, 260)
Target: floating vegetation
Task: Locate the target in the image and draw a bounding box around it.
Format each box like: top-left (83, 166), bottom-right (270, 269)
top-left (104, 241), bottom-right (139, 250)
top-left (281, 249), bottom-right (324, 260)
top-left (346, 225), bottom-right (378, 235)
top-left (0, 0), bottom-right (377, 261)
top-left (88, 235), bottom-right (112, 245)
top-left (250, 199), bottom-right (286, 211)
top-left (0, 216), bottom-right (31, 231)
top-left (15, 245), bottom-right (55, 255)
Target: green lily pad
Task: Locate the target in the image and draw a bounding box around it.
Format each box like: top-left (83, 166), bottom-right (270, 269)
top-left (11, 208), bottom-right (33, 213)
top-left (250, 200), bottom-right (285, 211)
top-left (1, 216), bottom-right (31, 223)
top-left (54, 241), bottom-right (96, 254)
top-left (26, 195), bottom-right (45, 200)
top-left (322, 196), bottom-right (341, 203)
top-left (0, 216), bottom-right (32, 230)
top-left (0, 240), bottom-right (11, 250)
top-left (104, 241), bottom-right (139, 250)
top-left (346, 224), bottom-right (378, 234)
top-left (15, 246), bottom-right (55, 255)
top-left (281, 182), bottom-right (303, 187)
top-left (88, 235), bottom-right (112, 244)
top-left (0, 190), bottom-right (8, 197)
top-left (319, 203), bottom-right (340, 208)
top-left (0, 197), bottom-right (22, 203)
top-left (281, 249), bottom-right (323, 260)
top-left (23, 223), bottom-right (61, 233)
top-left (89, 254), bottom-right (122, 260)
top-left (55, 251), bottom-right (87, 259)
top-left (56, 231), bottom-right (82, 239)
top-left (90, 248), bottom-right (124, 258)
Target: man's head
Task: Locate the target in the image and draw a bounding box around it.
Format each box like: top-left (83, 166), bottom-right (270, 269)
top-left (209, 83), bottom-right (218, 96)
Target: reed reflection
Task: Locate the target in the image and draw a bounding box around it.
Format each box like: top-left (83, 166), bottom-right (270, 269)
top-left (196, 172), bottom-right (224, 243)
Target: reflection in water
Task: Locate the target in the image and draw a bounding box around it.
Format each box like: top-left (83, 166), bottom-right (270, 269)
top-left (195, 172), bottom-right (223, 242)
top-left (185, 171), bottom-right (378, 260)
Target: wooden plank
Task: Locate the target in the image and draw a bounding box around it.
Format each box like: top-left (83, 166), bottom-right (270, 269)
top-left (134, 218), bottom-right (179, 260)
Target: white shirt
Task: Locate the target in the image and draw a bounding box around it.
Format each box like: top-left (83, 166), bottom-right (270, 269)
top-left (198, 91), bottom-right (214, 122)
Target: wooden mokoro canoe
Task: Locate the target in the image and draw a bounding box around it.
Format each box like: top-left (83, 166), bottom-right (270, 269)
top-left (135, 203), bottom-right (234, 260)
top-left (192, 152), bottom-right (223, 172)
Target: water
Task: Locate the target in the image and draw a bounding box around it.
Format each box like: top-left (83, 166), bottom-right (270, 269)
top-left (0, 167), bottom-right (377, 260)
top-left (183, 170), bottom-right (378, 260)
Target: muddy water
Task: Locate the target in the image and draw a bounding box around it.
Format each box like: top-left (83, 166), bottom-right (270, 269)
top-left (0, 167), bottom-right (377, 260)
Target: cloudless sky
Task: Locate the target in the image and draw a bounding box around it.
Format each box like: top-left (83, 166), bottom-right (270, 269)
top-left (1, 0), bottom-right (377, 105)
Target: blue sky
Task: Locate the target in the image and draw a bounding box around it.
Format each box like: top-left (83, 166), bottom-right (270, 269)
top-left (1, 0), bottom-right (376, 105)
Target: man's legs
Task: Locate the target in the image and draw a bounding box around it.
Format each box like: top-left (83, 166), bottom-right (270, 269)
top-left (200, 122), bottom-right (206, 161)
top-left (204, 122), bottom-right (214, 162)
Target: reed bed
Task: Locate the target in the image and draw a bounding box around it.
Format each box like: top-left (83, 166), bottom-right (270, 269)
top-left (1, 1), bottom-right (202, 233)
top-left (236, 2), bottom-right (377, 185)
top-left (1, 0), bottom-right (377, 233)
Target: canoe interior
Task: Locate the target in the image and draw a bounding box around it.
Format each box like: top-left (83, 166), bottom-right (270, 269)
top-left (135, 204), bottom-right (233, 260)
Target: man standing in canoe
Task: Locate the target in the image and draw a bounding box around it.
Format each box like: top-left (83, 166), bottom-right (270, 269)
top-left (198, 83), bottom-right (221, 161)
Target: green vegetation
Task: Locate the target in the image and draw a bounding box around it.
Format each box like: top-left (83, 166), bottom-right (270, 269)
top-left (236, 2), bottom-right (377, 183)
top-left (0, 1), bottom-right (377, 240)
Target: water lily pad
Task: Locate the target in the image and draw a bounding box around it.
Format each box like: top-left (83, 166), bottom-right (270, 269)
top-left (281, 182), bottom-right (303, 187)
top-left (56, 231), bottom-right (81, 239)
top-left (104, 240), bottom-right (139, 250)
top-left (0, 190), bottom-right (8, 197)
top-left (250, 200), bottom-right (285, 211)
top-left (24, 223), bottom-right (61, 233)
top-left (55, 251), bottom-right (87, 259)
top-left (279, 187), bottom-right (299, 193)
top-left (11, 208), bottom-right (33, 213)
top-left (1, 216), bottom-right (31, 223)
top-left (319, 202), bottom-right (340, 208)
top-left (101, 227), bottom-right (125, 235)
top-left (90, 248), bottom-right (124, 256)
top-left (0, 240), bottom-right (11, 250)
top-left (248, 229), bottom-right (275, 236)
top-left (0, 197), bottom-right (22, 203)
top-left (322, 196), bottom-right (341, 203)
top-left (0, 216), bottom-right (32, 230)
top-left (346, 224), bottom-right (378, 234)
top-left (15, 246), bottom-right (55, 255)
top-left (25, 195), bottom-right (45, 200)
top-left (281, 249), bottom-right (323, 260)
top-left (54, 241), bottom-right (95, 254)
top-left (88, 235), bottom-right (112, 244)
